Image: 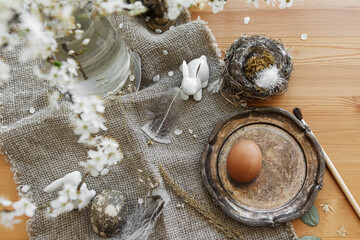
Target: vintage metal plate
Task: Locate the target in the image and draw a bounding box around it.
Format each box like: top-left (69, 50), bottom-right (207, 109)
top-left (201, 107), bottom-right (325, 226)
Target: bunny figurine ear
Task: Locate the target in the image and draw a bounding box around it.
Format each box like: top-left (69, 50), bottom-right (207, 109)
top-left (182, 60), bottom-right (190, 78)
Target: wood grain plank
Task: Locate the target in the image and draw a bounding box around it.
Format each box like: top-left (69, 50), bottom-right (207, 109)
top-left (192, 1), bottom-right (360, 239)
top-left (0, 156), bottom-right (29, 239)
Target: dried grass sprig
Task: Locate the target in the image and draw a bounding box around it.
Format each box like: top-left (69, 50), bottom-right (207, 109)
top-left (158, 164), bottom-right (244, 240)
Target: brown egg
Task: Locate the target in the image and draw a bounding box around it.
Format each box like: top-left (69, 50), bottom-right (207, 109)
top-left (227, 140), bottom-right (262, 183)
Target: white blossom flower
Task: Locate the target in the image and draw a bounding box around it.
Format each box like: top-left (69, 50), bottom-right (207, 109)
top-left (59, 183), bottom-right (78, 201)
top-left (279, 0), bottom-right (294, 9)
top-left (12, 198), bottom-right (36, 218)
top-left (76, 183), bottom-right (96, 209)
top-left (93, 0), bottom-right (146, 16)
top-left (0, 4), bottom-right (20, 50)
top-left (73, 118), bottom-right (92, 140)
top-left (71, 95), bottom-right (107, 143)
top-left (72, 95), bottom-right (105, 114)
top-left (0, 32), bottom-right (19, 51)
top-left (82, 114), bottom-right (106, 134)
top-left (97, 136), bottom-right (119, 150)
top-left (107, 150), bottom-right (124, 165)
top-left (87, 149), bottom-right (108, 171)
top-left (20, 13), bottom-right (57, 61)
top-left (82, 38), bottom-right (90, 46)
top-left (48, 91), bottom-right (60, 110)
top-left (126, 1), bottom-right (147, 16)
top-left (167, 7), bottom-right (181, 20)
top-left (31, 1), bottom-right (77, 38)
top-left (0, 212), bottom-right (21, 228)
top-left (166, 0), bottom-right (222, 20)
top-left (245, 0), bottom-right (259, 8)
top-left (208, 0), bottom-right (227, 14)
top-left (74, 29), bottom-right (84, 40)
top-left (336, 225), bottom-right (349, 238)
top-left (78, 135), bottom-right (102, 146)
top-left (80, 137), bottom-right (123, 175)
top-left (79, 161), bottom-right (100, 177)
top-left (166, 0), bottom-right (196, 20)
top-left (71, 98), bottom-right (86, 115)
top-left (49, 195), bottom-right (74, 217)
top-left (61, 58), bottom-right (78, 78)
top-left (0, 197), bottom-right (12, 207)
top-left (266, 0), bottom-right (277, 7)
top-left (46, 172), bottom-right (96, 217)
top-left (89, 95), bottom-right (105, 113)
top-left (35, 58), bottom-right (79, 93)
top-left (319, 203), bottom-right (334, 214)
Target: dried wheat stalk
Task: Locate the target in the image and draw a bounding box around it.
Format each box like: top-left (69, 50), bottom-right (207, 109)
top-left (158, 164), bottom-right (244, 240)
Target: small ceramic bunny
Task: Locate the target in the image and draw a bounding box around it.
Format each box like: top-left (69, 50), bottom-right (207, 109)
top-left (180, 55), bottom-right (209, 101)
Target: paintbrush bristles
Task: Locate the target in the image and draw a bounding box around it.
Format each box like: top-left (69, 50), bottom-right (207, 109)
top-left (293, 107), bottom-right (303, 121)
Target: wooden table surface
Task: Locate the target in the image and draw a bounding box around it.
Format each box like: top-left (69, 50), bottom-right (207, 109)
top-left (1, 0), bottom-right (360, 239)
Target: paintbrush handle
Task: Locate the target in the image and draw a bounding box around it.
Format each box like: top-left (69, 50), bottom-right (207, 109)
top-left (293, 108), bottom-right (360, 218)
top-left (321, 147), bottom-right (360, 218)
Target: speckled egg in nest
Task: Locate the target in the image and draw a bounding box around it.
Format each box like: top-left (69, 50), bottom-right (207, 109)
top-left (221, 35), bottom-right (293, 106)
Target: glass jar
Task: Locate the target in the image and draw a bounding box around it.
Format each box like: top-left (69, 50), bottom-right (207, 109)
top-left (55, 8), bottom-right (141, 98)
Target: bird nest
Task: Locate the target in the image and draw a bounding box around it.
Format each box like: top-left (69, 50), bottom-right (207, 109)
top-left (221, 35), bottom-right (293, 107)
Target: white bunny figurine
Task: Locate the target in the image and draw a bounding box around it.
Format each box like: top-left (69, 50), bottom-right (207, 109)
top-left (188, 55), bottom-right (209, 88)
top-left (180, 55), bottom-right (209, 101)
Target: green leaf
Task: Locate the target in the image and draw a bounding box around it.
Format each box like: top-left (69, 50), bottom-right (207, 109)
top-left (53, 61), bottom-right (62, 68)
top-left (300, 205), bottom-right (320, 227)
top-left (299, 236), bottom-right (321, 240)
top-left (76, 48), bottom-right (88, 55)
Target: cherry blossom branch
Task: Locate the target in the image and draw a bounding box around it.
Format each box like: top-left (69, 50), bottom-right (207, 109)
top-left (0, 197), bottom-right (36, 228)
top-left (61, 43), bottom-right (88, 80)
top-left (77, 172), bottom-right (90, 191)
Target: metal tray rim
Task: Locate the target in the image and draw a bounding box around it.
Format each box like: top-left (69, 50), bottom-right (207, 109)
top-left (201, 106), bottom-right (325, 227)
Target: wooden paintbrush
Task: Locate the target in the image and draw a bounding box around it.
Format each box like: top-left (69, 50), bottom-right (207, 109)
top-left (293, 107), bottom-right (360, 218)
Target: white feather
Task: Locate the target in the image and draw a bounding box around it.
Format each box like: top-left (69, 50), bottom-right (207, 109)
top-left (254, 65), bottom-right (285, 89)
top-left (119, 188), bottom-right (170, 240)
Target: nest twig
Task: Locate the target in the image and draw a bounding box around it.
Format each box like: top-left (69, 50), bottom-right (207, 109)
top-left (221, 35), bottom-right (293, 106)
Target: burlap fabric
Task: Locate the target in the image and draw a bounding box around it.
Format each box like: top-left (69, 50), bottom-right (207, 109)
top-left (0, 12), bottom-right (297, 239)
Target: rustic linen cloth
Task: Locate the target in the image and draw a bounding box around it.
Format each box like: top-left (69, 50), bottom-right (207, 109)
top-left (0, 12), bottom-right (297, 240)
